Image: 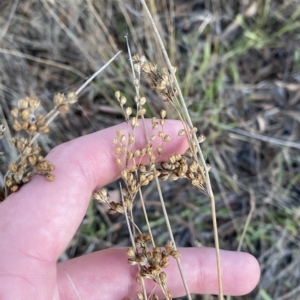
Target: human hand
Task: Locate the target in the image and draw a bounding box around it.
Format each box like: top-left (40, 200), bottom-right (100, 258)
top-left (0, 120), bottom-right (260, 299)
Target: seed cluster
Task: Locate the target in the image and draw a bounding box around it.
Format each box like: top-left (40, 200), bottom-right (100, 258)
top-left (11, 97), bottom-right (49, 134)
top-left (132, 54), bottom-right (178, 102)
top-left (127, 234), bottom-right (179, 300)
top-left (158, 152), bottom-right (210, 193)
top-left (93, 54), bottom-right (210, 299)
top-left (5, 138), bottom-right (55, 193)
top-left (1, 92), bottom-right (77, 199)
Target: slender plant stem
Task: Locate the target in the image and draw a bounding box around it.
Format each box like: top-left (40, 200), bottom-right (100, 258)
top-left (154, 176), bottom-right (192, 300)
top-left (120, 183), bottom-right (148, 300)
top-left (139, 0), bottom-right (224, 298)
top-left (125, 35), bottom-right (156, 247)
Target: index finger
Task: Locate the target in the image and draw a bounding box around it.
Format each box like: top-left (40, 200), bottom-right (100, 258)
top-left (0, 120), bottom-right (188, 261)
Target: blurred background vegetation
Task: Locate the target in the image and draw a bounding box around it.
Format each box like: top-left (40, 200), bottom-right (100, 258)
top-left (0, 0), bottom-right (300, 299)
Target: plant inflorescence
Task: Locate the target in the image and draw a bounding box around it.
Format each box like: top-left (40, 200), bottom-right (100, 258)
top-left (0, 92), bottom-right (77, 201)
top-left (93, 53), bottom-right (213, 300)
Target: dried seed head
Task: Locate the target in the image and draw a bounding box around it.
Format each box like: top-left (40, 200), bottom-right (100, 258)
top-left (28, 98), bottom-right (40, 110)
top-left (152, 117), bottom-right (158, 130)
top-left (190, 127), bottom-right (198, 134)
top-left (133, 78), bottom-right (139, 87)
top-left (54, 93), bottom-right (66, 107)
top-left (157, 146), bottom-right (162, 155)
top-left (163, 135), bottom-right (171, 142)
top-left (116, 157), bottom-right (122, 166)
top-left (66, 92), bottom-right (77, 104)
top-left (125, 107), bottom-right (132, 117)
top-left (10, 185), bottom-right (19, 192)
top-left (57, 104), bottom-right (69, 113)
top-left (0, 124), bottom-right (5, 138)
top-left (142, 62), bottom-right (156, 74)
top-left (149, 135), bottom-right (156, 142)
top-left (115, 91), bottom-right (120, 100)
top-left (20, 110), bottom-right (30, 121)
top-left (93, 188), bottom-right (109, 203)
top-left (11, 108), bottom-right (19, 118)
top-left (131, 117), bottom-right (138, 128)
top-left (159, 271), bottom-right (167, 284)
top-left (126, 247), bottom-right (135, 258)
top-left (8, 163), bottom-right (18, 173)
top-left (45, 173), bottom-right (55, 181)
top-left (13, 121), bottom-right (22, 131)
top-left (38, 125), bottom-right (49, 134)
top-left (198, 134), bottom-right (206, 143)
top-left (120, 96), bottom-right (127, 106)
top-left (158, 131), bottom-right (164, 138)
top-left (160, 109), bottom-right (166, 119)
top-left (140, 97), bottom-right (147, 106)
top-left (138, 108), bottom-right (146, 116)
top-left (18, 98), bottom-right (29, 110)
top-left (140, 55), bottom-right (146, 64)
top-left (132, 54), bottom-right (140, 64)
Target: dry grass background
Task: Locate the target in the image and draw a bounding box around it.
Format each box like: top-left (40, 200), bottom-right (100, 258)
top-left (0, 0), bottom-right (300, 299)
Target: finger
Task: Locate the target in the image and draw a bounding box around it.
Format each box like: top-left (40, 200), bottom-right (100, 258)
top-left (0, 120), bottom-right (188, 261)
top-left (57, 248), bottom-right (260, 299)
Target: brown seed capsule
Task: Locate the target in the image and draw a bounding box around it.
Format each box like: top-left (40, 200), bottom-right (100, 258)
top-left (198, 134), bottom-right (206, 143)
top-left (163, 135), bottom-right (171, 142)
top-left (18, 98), bottom-right (29, 110)
top-left (10, 108), bottom-right (19, 119)
top-left (66, 92), bottom-right (77, 104)
top-left (29, 98), bottom-right (40, 111)
top-left (5, 179), bottom-right (13, 187)
top-left (159, 272), bottom-right (167, 284)
top-left (8, 163), bottom-right (18, 173)
top-left (22, 176), bottom-right (31, 183)
top-left (140, 97), bottom-right (147, 106)
top-left (27, 124), bottom-right (37, 134)
top-left (58, 104), bottom-right (69, 113)
top-left (178, 129), bottom-right (186, 136)
top-left (120, 96), bottom-right (126, 106)
top-left (20, 110), bottom-right (30, 121)
top-left (190, 127), bottom-right (198, 134)
top-left (125, 107), bottom-right (132, 117)
top-left (131, 117), bottom-right (138, 128)
top-left (126, 247), bottom-right (135, 258)
top-left (115, 91), bottom-right (120, 100)
top-left (28, 155), bottom-right (37, 166)
top-left (138, 108), bottom-right (146, 116)
top-left (13, 121), bottom-right (22, 131)
top-left (10, 185), bottom-right (19, 192)
top-left (45, 173), bottom-right (55, 181)
top-left (54, 93), bottom-right (66, 106)
top-left (38, 125), bottom-right (49, 134)
top-left (157, 146), bottom-right (162, 155)
top-left (160, 109), bottom-right (166, 119)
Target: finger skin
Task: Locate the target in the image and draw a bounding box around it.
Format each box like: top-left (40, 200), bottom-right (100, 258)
top-left (0, 120), bottom-right (260, 299)
top-left (57, 248), bottom-right (260, 299)
top-left (0, 120), bottom-right (188, 262)
top-left (0, 120), bottom-right (189, 299)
